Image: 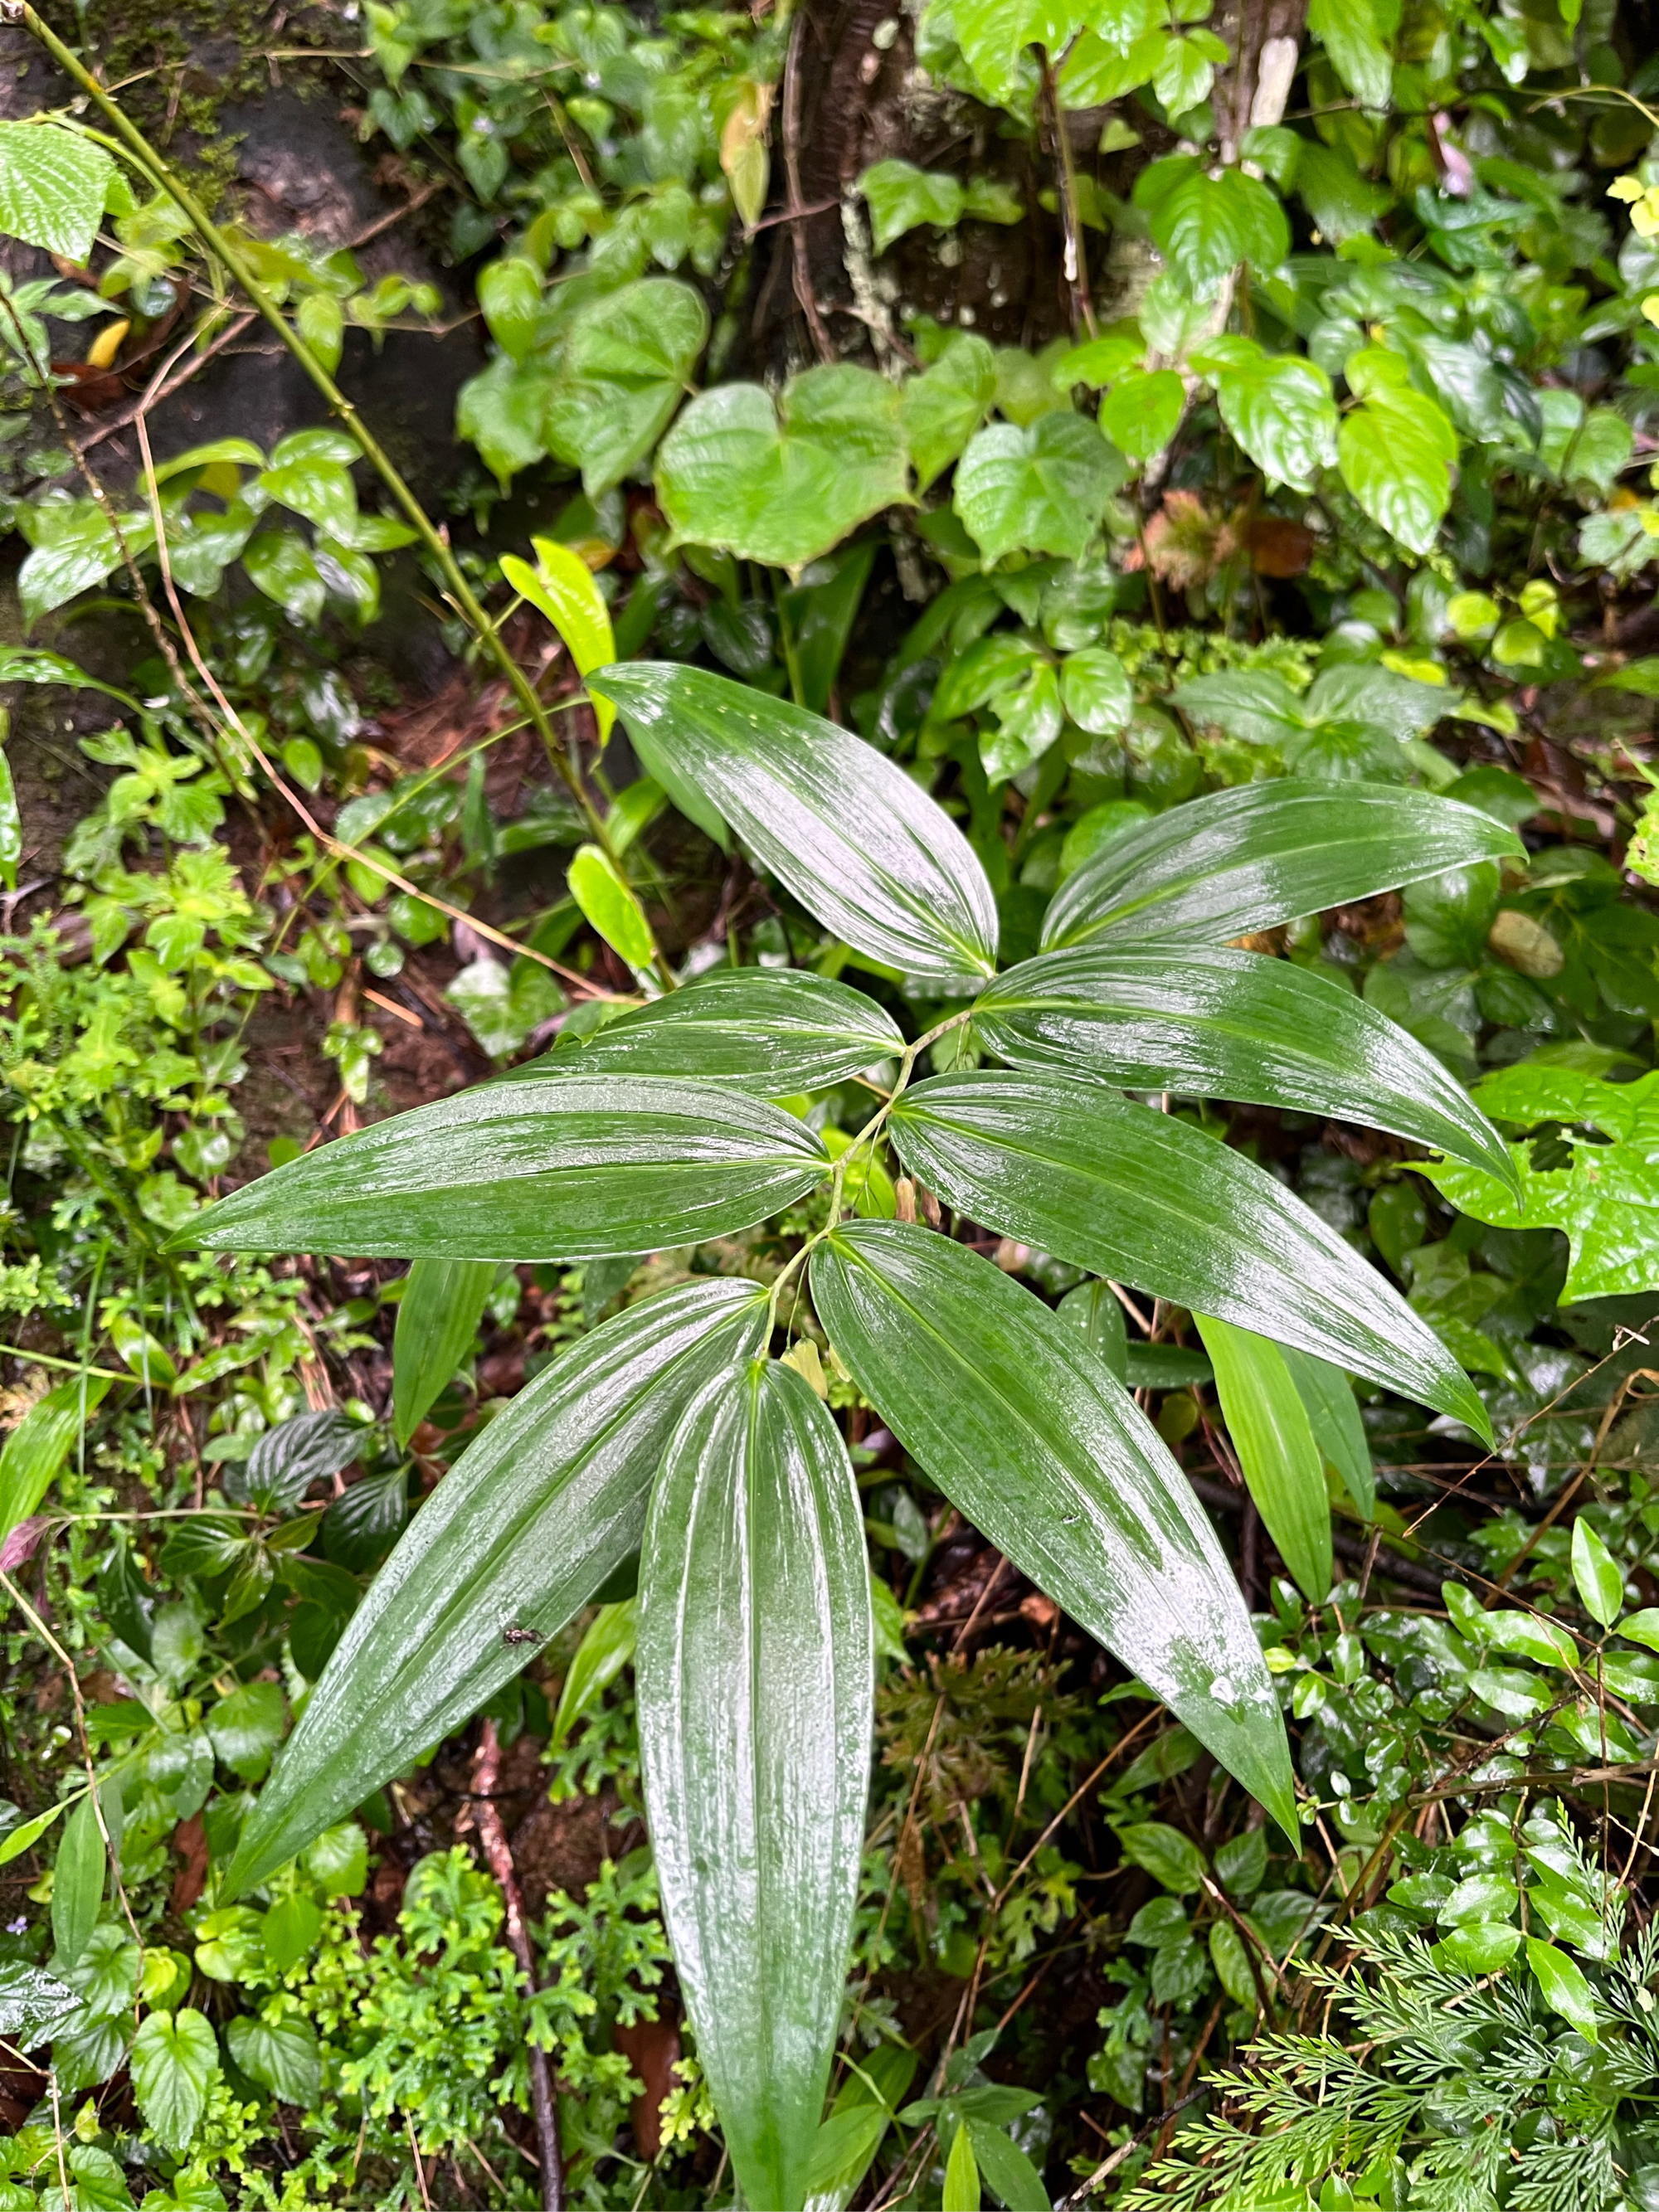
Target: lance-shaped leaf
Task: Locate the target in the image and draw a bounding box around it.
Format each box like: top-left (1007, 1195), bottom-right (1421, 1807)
top-left (503, 970), bottom-right (903, 1094)
top-left (810, 1223), bottom-right (1295, 1836)
top-left (972, 944), bottom-right (1518, 1190)
top-left (887, 1070), bottom-right (1490, 1437)
top-left (1042, 780), bottom-right (1523, 951)
top-left (1282, 1345), bottom-right (1374, 1519)
top-left (392, 1259), bottom-right (497, 1447)
top-left (1197, 1316), bottom-right (1331, 1604)
top-left (229, 1279), bottom-right (767, 1894)
top-left (590, 663), bottom-right (999, 985)
top-left (638, 1358), bottom-right (873, 2212)
top-left (181, 1076), bottom-right (829, 1260)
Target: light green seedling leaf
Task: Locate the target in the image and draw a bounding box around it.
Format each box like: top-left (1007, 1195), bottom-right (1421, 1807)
top-left (943, 2117), bottom-right (981, 2211)
top-left (1198, 1316), bottom-right (1332, 1603)
top-left (0, 1374), bottom-right (111, 1544)
top-left (549, 1597), bottom-right (637, 1749)
top-left (1572, 1519), bottom-right (1623, 1628)
top-left (502, 537), bottom-right (616, 742)
top-left (392, 1258), bottom-right (497, 1447)
top-left (568, 844), bottom-right (657, 972)
top-left (0, 122), bottom-right (115, 262)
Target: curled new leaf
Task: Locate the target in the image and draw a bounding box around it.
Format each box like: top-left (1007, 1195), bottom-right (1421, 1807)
top-left (590, 662), bottom-right (1000, 984)
top-left (810, 1221), bottom-right (1296, 1837)
top-left (181, 1076), bottom-right (830, 1259)
top-left (230, 1279), bottom-right (769, 1894)
top-left (1042, 779), bottom-right (1524, 951)
top-left (639, 1359), bottom-right (873, 2211)
top-left (887, 1069), bottom-right (1491, 1435)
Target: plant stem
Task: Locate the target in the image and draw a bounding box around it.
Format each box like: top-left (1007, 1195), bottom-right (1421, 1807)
top-left (15, 1), bottom-right (674, 989)
top-left (1041, 54), bottom-right (1096, 339)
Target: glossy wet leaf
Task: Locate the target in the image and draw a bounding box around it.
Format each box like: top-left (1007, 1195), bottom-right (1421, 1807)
top-left (544, 278), bottom-right (709, 497)
top-left (638, 1359), bottom-right (873, 2212)
top-left (1337, 347), bottom-right (1457, 557)
top-left (1197, 1317), bottom-right (1331, 1602)
top-left (811, 1221), bottom-right (1296, 1835)
top-left (887, 1071), bottom-right (1490, 1433)
top-left (972, 944), bottom-right (1517, 1188)
top-left (1525, 1937), bottom-right (1599, 2040)
top-left (230, 1279), bottom-right (767, 1893)
top-left (953, 415), bottom-right (1126, 563)
top-left (1416, 1063), bottom-right (1659, 1300)
top-left (1189, 336), bottom-right (1339, 492)
top-left (1136, 158), bottom-right (1288, 294)
top-left (1043, 779), bottom-right (1522, 951)
top-left (509, 970), bottom-right (903, 1092)
top-left (591, 663), bottom-right (999, 984)
top-left (182, 1074), bottom-right (829, 1259)
top-left (658, 366), bottom-right (909, 571)
top-left (231, 1408), bottom-right (363, 1515)
top-left (1572, 1519), bottom-right (1623, 1628)
top-left (392, 1258), bottom-right (497, 1447)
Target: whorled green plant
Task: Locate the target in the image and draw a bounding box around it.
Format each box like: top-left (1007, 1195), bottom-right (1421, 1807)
top-left (167, 662), bottom-right (1525, 2209)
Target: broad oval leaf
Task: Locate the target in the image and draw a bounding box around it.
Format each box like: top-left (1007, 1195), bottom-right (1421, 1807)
top-left (953, 414), bottom-right (1126, 564)
top-left (392, 1259), bottom-right (497, 1447)
top-left (232, 1408), bottom-right (364, 1514)
top-left (590, 663), bottom-right (1000, 984)
top-left (639, 1359), bottom-right (873, 2212)
top-left (543, 277), bottom-right (710, 498)
top-left (0, 123), bottom-right (114, 263)
top-left (973, 944), bottom-right (1519, 1189)
top-left (229, 1278), bottom-right (768, 1894)
top-left (887, 1069), bottom-right (1491, 1435)
top-left (181, 1076), bottom-right (829, 1260)
top-left (504, 970), bottom-right (904, 1092)
top-left (1196, 1316), bottom-right (1331, 1604)
top-left (1042, 779), bottom-right (1523, 951)
top-left (810, 1222), bottom-right (1295, 1836)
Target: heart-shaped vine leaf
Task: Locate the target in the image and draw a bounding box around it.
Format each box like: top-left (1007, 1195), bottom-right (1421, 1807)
top-left (543, 277), bottom-right (709, 497)
top-left (953, 414), bottom-right (1127, 562)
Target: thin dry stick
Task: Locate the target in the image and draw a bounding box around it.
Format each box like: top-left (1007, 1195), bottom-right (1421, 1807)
top-left (473, 1719), bottom-right (565, 2211)
top-left (126, 412), bottom-right (613, 998)
top-left (781, 7), bottom-right (834, 364)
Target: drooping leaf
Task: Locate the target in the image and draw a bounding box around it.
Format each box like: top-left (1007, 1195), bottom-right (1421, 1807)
top-left (590, 663), bottom-right (999, 984)
top-left (1572, 1518), bottom-right (1623, 1629)
top-left (810, 1221), bottom-right (1297, 1835)
top-left (0, 1375), bottom-right (111, 1543)
top-left (1281, 1347), bottom-right (1374, 1519)
top-left (885, 1071), bottom-right (1491, 1433)
top-left (638, 1359), bottom-right (873, 2212)
top-left (182, 1076), bottom-right (829, 1259)
top-left (229, 1279), bottom-right (768, 1893)
top-left (1135, 158), bottom-right (1289, 295)
top-left (0, 123), bottom-right (114, 262)
top-left (544, 278), bottom-right (709, 497)
top-left (549, 1598), bottom-right (637, 1749)
top-left (972, 944), bottom-right (1518, 1188)
top-left (953, 415), bottom-right (1126, 563)
top-left (1308, 0), bottom-right (1392, 109)
top-left (226, 2014), bottom-right (321, 2106)
top-left (1042, 779), bottom-right (1523, 951)
top-left (392, 1259), bottom-right (497, 1447)
top-left (1196, 1317), bottom-right (1332, 1603)
top-left (658, 367), bottom-right (909, 571)
top-left (507, 970), bottom-right (904, 1093)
